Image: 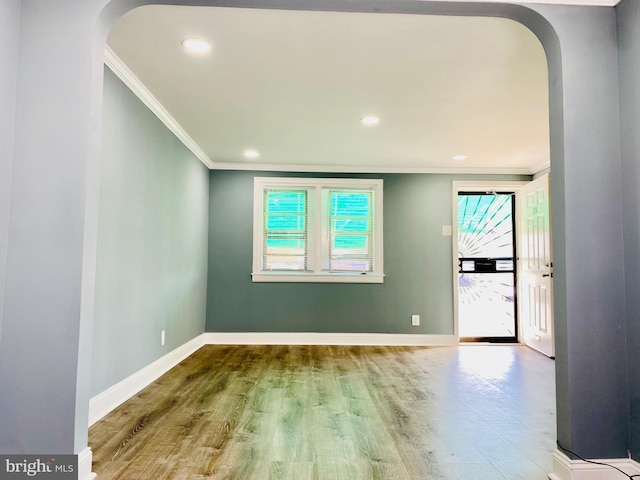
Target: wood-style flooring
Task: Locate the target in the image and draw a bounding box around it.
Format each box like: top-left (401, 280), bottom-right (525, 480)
top-left (89, 345), bottom-right (556, 479)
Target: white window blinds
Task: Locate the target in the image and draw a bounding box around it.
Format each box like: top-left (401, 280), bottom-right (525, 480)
top-left (253, 177), bottom-right (383, 283)
top-left (263, 189), bottom-right (308, 271)
top-left (326, 189), bottom-right (374, 272)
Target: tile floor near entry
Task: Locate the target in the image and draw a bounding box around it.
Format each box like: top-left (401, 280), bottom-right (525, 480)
top-left (422, 346), bottom-right (555, 479)
top-left (89, 345), bottom-right (556, 480)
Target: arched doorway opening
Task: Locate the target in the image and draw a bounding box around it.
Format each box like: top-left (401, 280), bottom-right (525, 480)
top-left (87, 1), bottom-right (562, 477)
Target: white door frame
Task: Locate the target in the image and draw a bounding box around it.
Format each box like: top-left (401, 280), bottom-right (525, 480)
top-left (452, 180), bottom-right (529, 341)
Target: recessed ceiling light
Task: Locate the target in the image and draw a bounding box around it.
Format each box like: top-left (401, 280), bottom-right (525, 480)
top-left (453, 155), bottom-right (468, 161)
top-left (243, 149), bottom-right (260, 159)
top-left (361, 115), bottom-right (380, 126)
top-left (181, 38), bottom-right (211, 54)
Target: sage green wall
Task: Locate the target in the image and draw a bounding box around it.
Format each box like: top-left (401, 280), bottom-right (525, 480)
top-left (91, 68), bottom-right (210, 396)
top-left (206, 170), bottom-right (529, 334)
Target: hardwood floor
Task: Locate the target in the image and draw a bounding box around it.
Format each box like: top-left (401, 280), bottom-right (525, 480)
top-left (89, 345), bottom-right (556, 479)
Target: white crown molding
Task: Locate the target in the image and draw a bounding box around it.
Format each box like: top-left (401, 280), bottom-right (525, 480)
top-left (103, 47), bottom-right (215, 169)
top-left (530, 160), bottom-right (551, 175)
top-left (549, 449), bottom-right (640, 480)
top-left (210, 161), bottom-right (534, 176)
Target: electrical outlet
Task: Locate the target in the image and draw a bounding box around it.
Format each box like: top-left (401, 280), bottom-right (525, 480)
top-left (161, 330), bottom-right (166, 346)
top-left (411, 314), bottom-right (420, 326)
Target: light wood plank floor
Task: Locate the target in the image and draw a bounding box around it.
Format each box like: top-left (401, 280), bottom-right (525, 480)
top-left (89, 345), bottom-right (556, 479)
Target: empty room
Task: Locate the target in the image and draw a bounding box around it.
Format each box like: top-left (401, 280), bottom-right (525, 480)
top-left (2, 1), bottom-right (639, 480)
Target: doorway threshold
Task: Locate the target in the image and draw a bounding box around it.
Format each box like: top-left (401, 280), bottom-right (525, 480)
top-left (460, 337), bottom-right (521, 345)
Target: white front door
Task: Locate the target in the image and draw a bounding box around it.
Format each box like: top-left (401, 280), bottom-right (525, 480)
top-left (518, 174), bottom-right (554, 357)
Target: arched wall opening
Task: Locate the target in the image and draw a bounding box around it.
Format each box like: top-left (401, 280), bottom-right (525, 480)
top-left (2, 2), bottom-right (630, 480)
top-left (90, 0), bottom-right (566, 466)
top-left (96, 0), bottom-right (630, 464)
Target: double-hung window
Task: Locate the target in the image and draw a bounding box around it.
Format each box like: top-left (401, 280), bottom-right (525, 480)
top-left (252, 177), bottom-right (384, 283)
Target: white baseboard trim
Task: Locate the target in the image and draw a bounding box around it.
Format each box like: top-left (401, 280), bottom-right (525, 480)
top-left (78, 447), bottom-right (96, 480)
top-left (549, 449), bottom-right (640, 480)
top-left (202, 332), bottom-right (458, 346)
top-left (88, 334), bottom-right (206, 426)
top-left (89, 332), bottom-right (457, 426)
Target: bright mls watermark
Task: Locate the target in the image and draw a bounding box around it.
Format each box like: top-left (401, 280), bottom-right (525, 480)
top-left (0, 455), bottom-right (76, 479)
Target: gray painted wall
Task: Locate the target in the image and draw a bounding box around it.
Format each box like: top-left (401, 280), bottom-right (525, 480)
top-left (617, 0), bottom-right (640, 461)
top-left (91, 68), bottom-right (209, 396)
top-left (206, 171), bottom-right (529, 334)
top-left (0, 0), bottom-right (634, 467)
top-left (534, 4), bottom-right (629, 459)
top-left (0, 0), bottom-right (20, 347)
top-left (0, 0), bottom-right (108, 454)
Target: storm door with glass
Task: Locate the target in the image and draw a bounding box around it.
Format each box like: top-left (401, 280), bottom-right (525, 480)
top-left (457, 192), bottom-right (517, 342)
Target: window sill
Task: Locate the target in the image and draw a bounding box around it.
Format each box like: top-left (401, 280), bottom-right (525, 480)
top-left (251, 272), bottom-right (384, 284)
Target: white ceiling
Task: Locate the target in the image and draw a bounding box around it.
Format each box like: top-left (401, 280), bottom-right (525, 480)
top-left (107, 4), bottom-right (559, 174)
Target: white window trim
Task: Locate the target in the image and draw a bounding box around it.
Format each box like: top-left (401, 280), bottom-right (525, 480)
top-left (252, 177), bottom-right (384, 283)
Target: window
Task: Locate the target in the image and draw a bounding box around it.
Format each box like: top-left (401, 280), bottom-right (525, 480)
top-left (252, 177), bottom-right (384, 283)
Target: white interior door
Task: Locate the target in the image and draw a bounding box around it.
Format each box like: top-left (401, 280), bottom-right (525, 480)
top-left (518, 174), bottom-right (554, 357)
